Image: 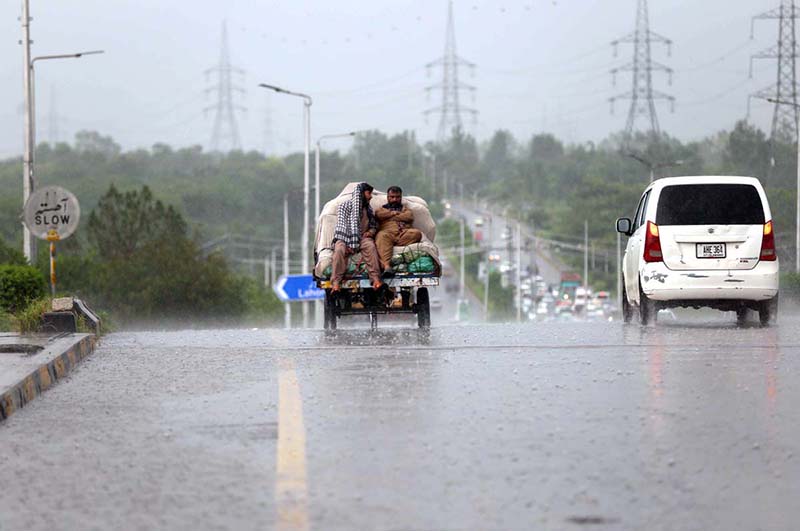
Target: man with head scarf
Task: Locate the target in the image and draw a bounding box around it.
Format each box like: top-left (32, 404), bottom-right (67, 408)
top-left (330, 182), bottom-right (383, 292)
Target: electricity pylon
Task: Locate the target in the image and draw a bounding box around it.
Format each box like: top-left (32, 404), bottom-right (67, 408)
top-left (609, 0), bottom-right (674, 137)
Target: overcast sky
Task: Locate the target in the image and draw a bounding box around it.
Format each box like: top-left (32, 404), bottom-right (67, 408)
top-left (0, 0), bottom-right (786, 157)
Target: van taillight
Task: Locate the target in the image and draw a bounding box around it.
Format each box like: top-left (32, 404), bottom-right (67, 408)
top-left (643, 221), bottom-right (663, 262)
top-left (760, 220), bottom-right (777, 261)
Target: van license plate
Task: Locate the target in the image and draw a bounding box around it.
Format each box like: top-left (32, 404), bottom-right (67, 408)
top-left (697, 243), bottom-right (726, 258)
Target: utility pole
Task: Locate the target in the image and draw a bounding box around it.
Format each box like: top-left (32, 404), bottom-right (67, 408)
top-left (271, 247), bottom-right (277, 287)
top-left (584, 220), bottom-right (589, 294)
top-left (484, 215), bottom-right (492, 322)
top-left (21, 0), bottom-right (34, 262)
top-left (767, 96), bottom-right (800, 272)
top-left (750, 1), bottom-right (799, 166)
top-left (283, 194), bottom-right (291, 329)
top-left (302, 97), bottom-right (311, 328)
top-left (516, 222), bottom-right (522, 323)
top-left (205, 21), bottom-right (245, 153)
top-left (20, 1), bottom-right (103, 263)
top-left (459, 217), bottom-right (465, 300)
top-left (424, 0), bottom-right (477, 142)
top-left (260, 83), bottom-right (313, 328)
top-left (610, 0), bottom-right (674, 137)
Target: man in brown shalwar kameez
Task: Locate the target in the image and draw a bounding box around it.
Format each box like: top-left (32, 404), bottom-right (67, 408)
top-left (375, 186), bottom-right (423, 275)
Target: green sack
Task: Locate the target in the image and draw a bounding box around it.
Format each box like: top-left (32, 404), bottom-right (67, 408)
top-left (391, 248), bottom-right (427, 266)
top-left (322, 260), bottom-right (361, 278)
top-left (408, 256), bottom-right (435, 273)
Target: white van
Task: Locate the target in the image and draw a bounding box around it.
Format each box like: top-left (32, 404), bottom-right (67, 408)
top-left (616, 176), bottom-right (779, 325)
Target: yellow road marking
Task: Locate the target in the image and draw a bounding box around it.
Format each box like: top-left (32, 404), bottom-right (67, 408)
top-left (275, 341), bottom-right (309, 531)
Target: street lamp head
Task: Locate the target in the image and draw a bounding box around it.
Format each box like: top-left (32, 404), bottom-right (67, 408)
top-left (32, 50), bottom-right (105, 64)
top-left (75, 50), bottom-right (105, 58)
top-left (259, 83), bottom-right (285, 93)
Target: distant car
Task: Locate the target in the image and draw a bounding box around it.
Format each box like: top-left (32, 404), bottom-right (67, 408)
top-left (430, 297), bottom-right (443, 311)
top-left (502, 226), bottom-right (512, 240)
top-left (499, 261), bottom-right (513, 274)
top-left (617, 176), bottom-right (779, 326)
top-left (488, 253), bottom-right (501, 262)
top-left (474, 217), bottom-right (484, 227)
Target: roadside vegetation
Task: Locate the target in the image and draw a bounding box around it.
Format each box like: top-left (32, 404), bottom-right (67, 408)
top-left (2, 120), bottom-right (800, 329)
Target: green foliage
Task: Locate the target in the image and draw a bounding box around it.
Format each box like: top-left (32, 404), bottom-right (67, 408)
top-left (781, 272), bottom-right (800, 299)
top-left (0, 238), bottom-right (26, 265)
top-left (0, 311), bottom-right (11, 331)
top-left (88, 184), bottom-right (187, 260)
top-left (11, 298), bottom-right (50, 334)
top-left (0, 265), bottom-right (46, 312)
top-left (53, 185), bottom-right (283, 324)
top-left (3, 122), bottom-right (800, 318)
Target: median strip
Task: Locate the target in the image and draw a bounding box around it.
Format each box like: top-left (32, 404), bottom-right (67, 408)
top-left (0, 333), bottom-right (96, 422)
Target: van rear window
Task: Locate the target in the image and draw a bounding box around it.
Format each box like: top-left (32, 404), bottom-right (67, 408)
top-left (656, 184), bottom-right (765, 225)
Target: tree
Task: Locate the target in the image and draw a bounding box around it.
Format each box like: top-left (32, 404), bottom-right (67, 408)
top-left (723, 121), bottom-right (770, 180)
top-left (88, 185), bottom-right (186, 260)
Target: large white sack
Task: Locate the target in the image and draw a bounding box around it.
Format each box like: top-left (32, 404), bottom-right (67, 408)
top-left (315, 182), bottom-right (436, 254)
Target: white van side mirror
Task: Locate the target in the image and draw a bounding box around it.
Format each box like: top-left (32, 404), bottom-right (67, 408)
top-left (616, 217), bottom-right (633, 236)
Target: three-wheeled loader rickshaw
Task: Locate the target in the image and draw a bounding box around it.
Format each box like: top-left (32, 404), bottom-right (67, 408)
top-left (313, 183), bottom-right (441, 330)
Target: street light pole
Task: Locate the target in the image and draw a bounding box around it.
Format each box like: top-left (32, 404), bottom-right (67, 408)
top-left (766, 98), bottom-right (800, 272)
top-left (20, 29), bottom-right (104, 264)
top-left (283, 193), bottom-right (291, 329)
top-left (584, 220), bottom-right (589, 295)
top-left (624, 151), bottom-right (683, 183)
top-left (21, 0), bottom-right (34, 262)
top-left (484, 214), bottom-right (491, 322)
top-left (259, 83), bottom-right (313, 326)
top-left (516, 222), bottom-right (522, 323)
top-left (459, 217), bottom-right (465, 300)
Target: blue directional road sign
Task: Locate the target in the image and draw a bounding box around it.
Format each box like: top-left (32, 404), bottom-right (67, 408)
top-left (273, 274), bottom-right (325, 302)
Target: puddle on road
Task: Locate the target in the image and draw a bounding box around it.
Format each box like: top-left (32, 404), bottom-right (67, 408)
top-left (566, 515), bottom-right (620, 526)
top-left (0, 344), bottom-right (44, 354)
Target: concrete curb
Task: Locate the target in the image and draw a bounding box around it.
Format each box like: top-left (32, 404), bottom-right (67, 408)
top-left (0, 334), bottom-right (96, 422)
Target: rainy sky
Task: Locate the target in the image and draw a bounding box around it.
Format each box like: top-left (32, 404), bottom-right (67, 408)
top-left (0, 0), bottom-right (785, 157)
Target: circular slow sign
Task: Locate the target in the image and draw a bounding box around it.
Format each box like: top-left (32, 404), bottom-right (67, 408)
top-left (23, 186), bottom-right (81, 241)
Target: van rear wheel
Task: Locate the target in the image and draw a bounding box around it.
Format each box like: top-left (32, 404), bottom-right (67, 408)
top-left (639, 283), bottom-right (657, 325)
top-left (622, 284), bottom-right (633, 324)
top-left (759, 295), bottom-right (778, 327)
top-left (736, 307), bottom-right (748, 326)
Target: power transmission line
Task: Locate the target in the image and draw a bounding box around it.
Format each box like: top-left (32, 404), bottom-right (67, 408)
top-left (424, 0), bottom-right (477, 142)
top-left (609, 0), bottom-right (674, 137)
top-left (749, 0), bottom-right (799, 150)
top-left (205, 20), bottom-right (246, 153)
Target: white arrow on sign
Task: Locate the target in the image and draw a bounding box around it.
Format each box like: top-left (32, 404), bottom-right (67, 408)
top-left (273, 276), bottom-right (290, 302)
top-left (272, 274), bottom-right (325, 302)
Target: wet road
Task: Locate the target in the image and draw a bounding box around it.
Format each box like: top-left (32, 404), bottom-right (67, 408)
top-left (1, 315), bottom-right (799, 530)
top-left (454, 201), bottom-right (565, 287)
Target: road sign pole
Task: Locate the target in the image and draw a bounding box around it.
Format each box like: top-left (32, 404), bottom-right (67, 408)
top-left (24, 187), bottom-right (80, 294)
top-left (48, 234), bottom-right (58, 297)
top-left (284, 194), bottom-right (291, 329)
top-left (301, 99), bottom-right (312, 329)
